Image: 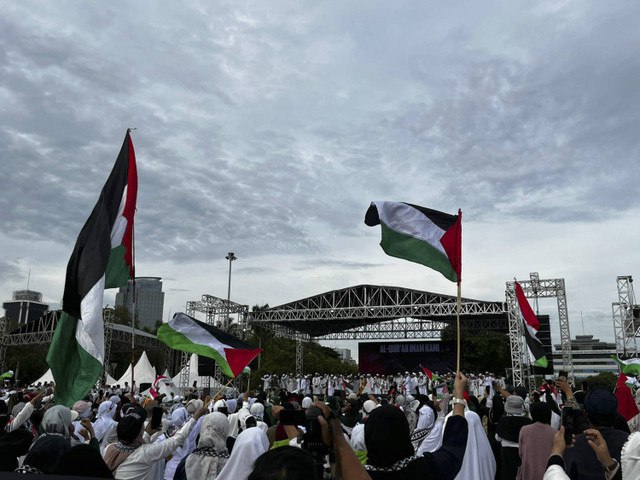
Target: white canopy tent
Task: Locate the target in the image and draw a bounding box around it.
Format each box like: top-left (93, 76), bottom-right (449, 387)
top-left (31, 369), bottom-right (55, 385)
top-left (115, 351), bottom-right (157, 387)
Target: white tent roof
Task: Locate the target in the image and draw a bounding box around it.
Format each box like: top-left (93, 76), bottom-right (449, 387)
top-left (105, 372), bottom-right (118, 386)
top-left (32, 369), bottom-right (55, 385)
top-left (116, 351), bottom-right (157, 386)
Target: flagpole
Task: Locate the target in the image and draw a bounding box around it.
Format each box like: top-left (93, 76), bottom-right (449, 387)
top-left (456, 281), bottom-right (462, 373)
top-left (212, 377), bottom-right (235, 400)
top-left (130, 217), bottom-right (136, 395)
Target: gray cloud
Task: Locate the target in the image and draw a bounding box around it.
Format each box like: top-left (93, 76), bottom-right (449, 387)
top-left (1, 1), bottom-right (639, 342)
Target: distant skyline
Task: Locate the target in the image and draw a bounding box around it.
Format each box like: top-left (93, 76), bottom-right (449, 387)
top-left (2, 1), bottom-right (639, 358)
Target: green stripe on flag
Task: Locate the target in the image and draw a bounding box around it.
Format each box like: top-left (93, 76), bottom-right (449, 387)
top-left (533, 356), bottom-right (548, 368)
top-left (105, 245), bottom-right (130, 289)
top-left (46, 312), bottom-right (103, 407)
top-left (157, 324), bottom-right (234, 377)
top-left (379, 222), bottom-right (457, 282)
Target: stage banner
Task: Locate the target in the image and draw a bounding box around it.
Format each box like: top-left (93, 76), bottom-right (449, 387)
top-left (358, 341), bottom-right (455, 375)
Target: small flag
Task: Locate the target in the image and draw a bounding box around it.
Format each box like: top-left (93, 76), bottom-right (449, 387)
top-left (365, 201), bottom-right (462, 283)
top-left (46, 132), bottom-right (138, 407)
top-left (612, 356), bottom-right (640, 377)
top-left (515, 281), bottom-right (548, 368)
top-left (0, 370), bottom-right (14, 380)
top-left (615, 372), bottom-right (640, 422)
top-left (149, 375), bottom-right (167, 399)
top-left (420, 365), bottom-right (433, 380)
top-left (157, 313), bottom-right (262, 378)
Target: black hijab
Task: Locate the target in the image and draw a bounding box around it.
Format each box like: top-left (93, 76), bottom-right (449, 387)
top-left (22, 434), bottom-right (71, 474)
top-left (55, 443), bottom-right (114, 477)
top-left (365, 405), bottom-right (414, 467)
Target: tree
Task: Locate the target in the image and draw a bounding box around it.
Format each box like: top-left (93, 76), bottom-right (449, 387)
top-left (112, 306), bottom-right (132, 326)
top-left (441, 325), bottom-right (511, 373)
top-left (584, 372), bottom-right (617, 392)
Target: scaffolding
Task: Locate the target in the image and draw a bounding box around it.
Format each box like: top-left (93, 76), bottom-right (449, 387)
top-left (612, 276), bottom-right (639, 358)
top-left (180, 294), bottom-right (250, 392)
top-left (250, 284), bottom-right (509, 375)
top-left (506, 273), bottom-right (573, 388)
top-left (0, 309), bottom-right (167, 378)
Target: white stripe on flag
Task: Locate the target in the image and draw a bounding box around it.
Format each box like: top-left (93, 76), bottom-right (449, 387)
top-left (110, 187), bottom-right (129, 248)
top-left (170, 314), bottom-right (233, 355)
top-left (374, 201), bottom-right (447, 255)
top-left (76, 275), bottom-right (105, 362)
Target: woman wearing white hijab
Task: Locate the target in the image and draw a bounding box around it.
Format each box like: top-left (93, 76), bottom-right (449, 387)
top-left (444, 406), bottom-right (496, 480)
top-left (93, 401), bottom-right (118, 453)
top-left (174, 412), bottom-right (230, 480)
top-left (217, 427), bottom-right (269, 480)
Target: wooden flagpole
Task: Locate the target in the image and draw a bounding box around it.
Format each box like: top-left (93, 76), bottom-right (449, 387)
top-left (212, 377), bottom-right (235, 400)
top-left (456, 281), bottom-right (462, 373)
top-left (455, 208), bottom-right (462, 374)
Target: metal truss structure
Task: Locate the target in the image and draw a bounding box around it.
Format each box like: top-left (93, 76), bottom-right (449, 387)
top-left (612, 276), bottom-right (639, 358)
top-left (0, 309), bottom-right (167, 379)
top-left (250, 284), bottom-right (508, 374)
top-left (506, 273), bottom-right (573, 388)
top-left (180, 294), bottom-right (250, 392)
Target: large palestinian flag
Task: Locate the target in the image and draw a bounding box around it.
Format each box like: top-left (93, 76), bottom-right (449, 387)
top-left (158, 313), bottom-right (262, 378)
top-left (47, 131), bottom-right (137, 407)
top-left (514, 281), bottom-right (548, 368)
top-left (365, 201), bottom-right (462, 283)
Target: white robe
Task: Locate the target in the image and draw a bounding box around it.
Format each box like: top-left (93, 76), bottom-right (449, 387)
top-left (444, 409), bottom-right (496, 480)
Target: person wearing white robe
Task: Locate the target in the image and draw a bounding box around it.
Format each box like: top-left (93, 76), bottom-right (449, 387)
top-left (93, 401), bottom-right (118, 453)
top-left (216, 426), bottom-right (269, 480)
top-left (444, 405), bottom-right (496, 480)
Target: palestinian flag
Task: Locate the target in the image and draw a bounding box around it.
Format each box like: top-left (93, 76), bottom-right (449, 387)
top-left (47, 132), bottom-right (137, 407)
top-left (615, 372), bottom-right (640, 422)
top-left (365, 201), bottom-right (461, 283)
top-left (420, 365), bottom-right (433, 380)
top-left (515, 281), bottom-right (548, 368)
top-left (149, 375), bottom-right (168, 399)
top-left (613, 356), bottom-right (640, 377)
top-left (158, 313), bottom-right (262, 378)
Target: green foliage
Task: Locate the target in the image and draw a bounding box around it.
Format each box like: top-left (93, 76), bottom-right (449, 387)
top-left (442, 325), bottom-right (511, 373)
top-left (584, 372), bottom-right (618, 392)
top-left (112, 306), bottom-right (132, 326)
top-left (6, 345), bottom-right (48, 385)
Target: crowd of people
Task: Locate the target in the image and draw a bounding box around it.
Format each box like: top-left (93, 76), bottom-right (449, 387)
top-left (0, 369), bottom-right (638, 479)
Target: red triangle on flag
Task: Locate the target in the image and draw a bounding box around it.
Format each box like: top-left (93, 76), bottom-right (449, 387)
top-left (224, 348), bottom-right (262, 377)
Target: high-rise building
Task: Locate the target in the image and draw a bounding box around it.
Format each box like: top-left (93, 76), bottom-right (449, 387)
top-left (2, 290), bottom-right (49, 325)
top-left (115, 277), bottom-right (164, 332)
top-left (552, 334), bottom-right (617, 378)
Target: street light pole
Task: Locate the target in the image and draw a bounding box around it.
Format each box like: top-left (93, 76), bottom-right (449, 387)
top-left (225, 252), bottom-right (237, 330)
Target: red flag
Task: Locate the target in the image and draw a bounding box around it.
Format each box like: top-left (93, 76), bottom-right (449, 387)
top-left (149, 374), bottom-right (167, 399)
top-left (615, 373), bottom-right (640, 421)
top-left (420, 365), bottom-right (433, 380)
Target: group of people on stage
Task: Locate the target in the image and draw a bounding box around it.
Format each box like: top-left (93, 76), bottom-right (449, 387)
top-left (260, 371), bottom-right (506, 399)
top-left (0, 370), bottom-right (639, 479)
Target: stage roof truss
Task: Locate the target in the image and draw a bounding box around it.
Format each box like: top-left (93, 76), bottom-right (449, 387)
top-left (250, 284), bottom-right (507, 339)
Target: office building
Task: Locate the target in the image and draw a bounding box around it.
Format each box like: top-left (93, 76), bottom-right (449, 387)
top-left (553, 334), bottom-right (618, 378)
top-left (115, 277), bottom-right (164, 332)
top-left (2, 290), bottom-right (49, 325)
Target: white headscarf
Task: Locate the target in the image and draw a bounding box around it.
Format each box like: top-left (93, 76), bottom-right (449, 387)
top-left (301, 397), bottom-right (313, 409)
top-left (416, 404), bottom-right (435, 430)
top-left (249, 403), bottom-right (265, 421)
top-left (185, 412), bottom-right (230, 479)
top-left (622, 431), bottom-right (640, 479)
top-left (41, 405), bottom-right (74, 438)
top-left (217, 427), bottom-right (269, 480)
top-left (171, 406), bottom-right (189, 428)
top-left (444, 409), bottom-right (496, 480)
top-left (92, 401), bottom-right (117, 442)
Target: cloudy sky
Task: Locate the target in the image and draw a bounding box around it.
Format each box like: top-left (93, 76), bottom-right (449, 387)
top-left (1, 1), bottom-right (639, 357)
